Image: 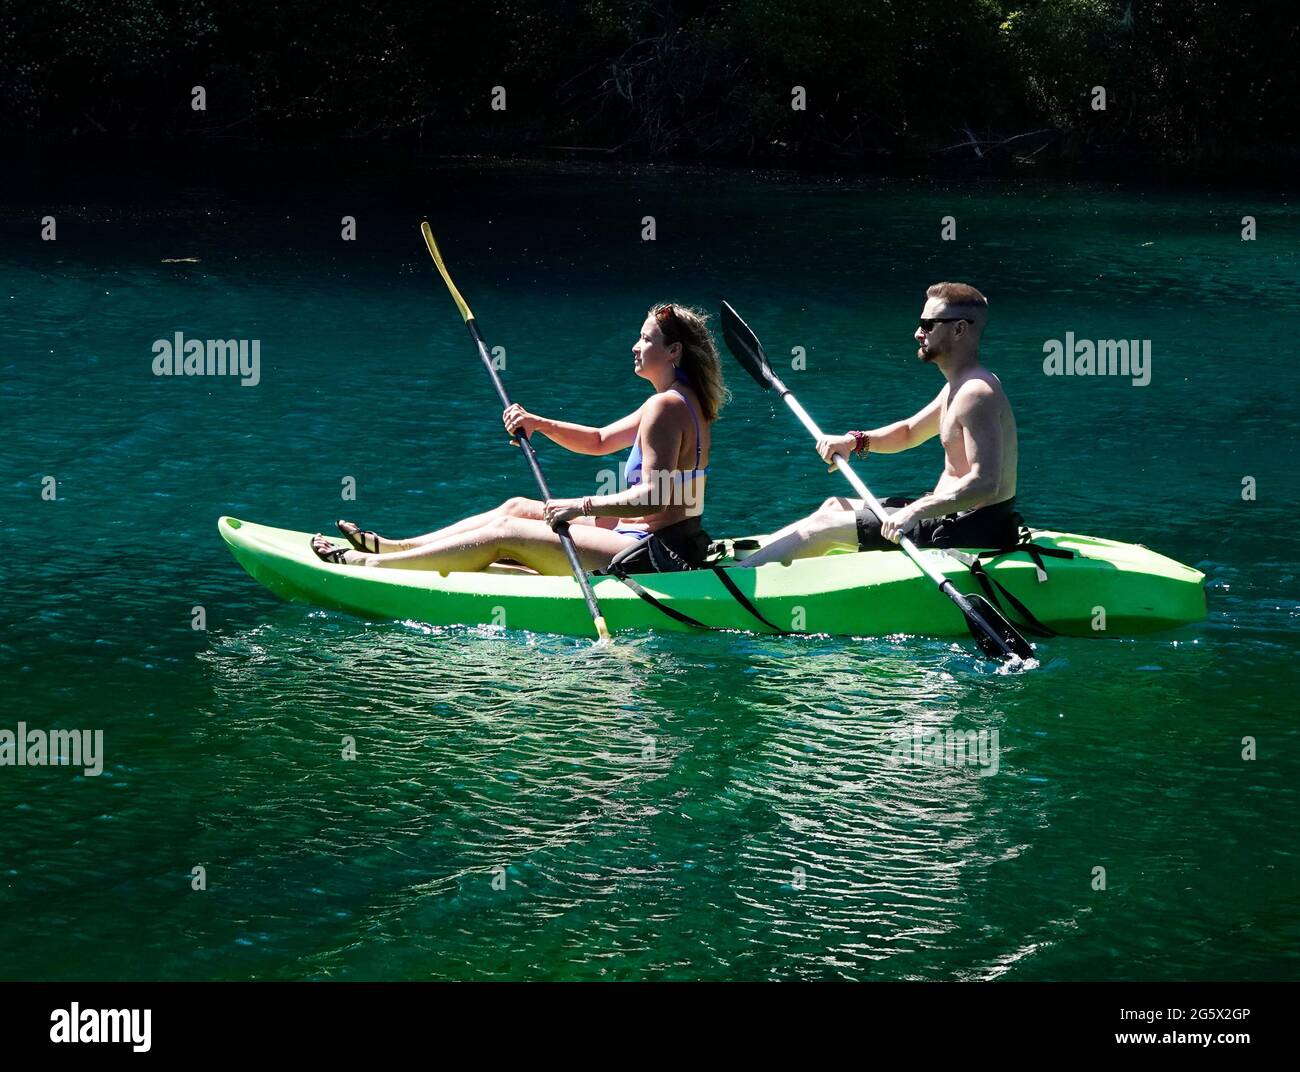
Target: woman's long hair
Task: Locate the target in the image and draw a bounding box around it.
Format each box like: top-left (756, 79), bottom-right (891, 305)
top-left (650, 303), bottom-right (730, 421)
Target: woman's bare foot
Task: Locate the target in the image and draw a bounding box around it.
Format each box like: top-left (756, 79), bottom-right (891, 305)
top-left (311, 533), bottom-right (366, 565)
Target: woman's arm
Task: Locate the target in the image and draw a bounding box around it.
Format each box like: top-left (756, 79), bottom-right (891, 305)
top-left (504, 403), bottom-right (643, 455)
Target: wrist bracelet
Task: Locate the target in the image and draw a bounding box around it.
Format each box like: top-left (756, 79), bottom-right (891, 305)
top-left (849, 431), bottom-right (870, 456)
top-left (581, 496), bottom-right (593, 516)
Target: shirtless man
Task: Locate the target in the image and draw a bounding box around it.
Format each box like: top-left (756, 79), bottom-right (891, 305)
top-left (739, 282), bottom-right (1020, 567)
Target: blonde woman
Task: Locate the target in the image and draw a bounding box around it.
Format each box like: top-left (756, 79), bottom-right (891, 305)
top-left (312, 303), bottom-right (727, 575)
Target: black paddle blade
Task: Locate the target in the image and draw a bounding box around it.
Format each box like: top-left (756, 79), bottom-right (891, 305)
top-left (963, 593), bottom-right (1037, 662)
top-left (720, 300), bottom-right (776, 392)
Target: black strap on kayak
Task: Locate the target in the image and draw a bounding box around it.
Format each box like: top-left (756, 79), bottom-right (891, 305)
top-left (602, 564), bottom-right (790, 634)
top-left (939, 532), bottom-right (1076, 639)
top-left (710, 567), bottom-right (791, 634)
top-left (965, 559), bottom-right (1058, 638)
top-left (607, 569), bottom-right (717, 630)
top-left (977, 527), bottom-right (1076, 577)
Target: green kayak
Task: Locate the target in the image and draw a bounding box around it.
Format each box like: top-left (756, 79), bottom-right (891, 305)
top-left (218, 516), bottom-right (1206, 639)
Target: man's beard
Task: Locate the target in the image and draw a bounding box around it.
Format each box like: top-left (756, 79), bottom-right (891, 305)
top-left (917, 343), bottom-right (941, 362)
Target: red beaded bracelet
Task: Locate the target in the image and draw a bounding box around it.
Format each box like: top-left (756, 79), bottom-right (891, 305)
top-left (849, 431), bottom-right (871, 456)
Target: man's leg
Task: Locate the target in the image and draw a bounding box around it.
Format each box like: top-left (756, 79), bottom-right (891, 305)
top-left (740, 496), bottom-right (921, 567)
top-left (850, 496), bottom-right (918, 551)
top-left (738, 497), bottom-right (862, 568)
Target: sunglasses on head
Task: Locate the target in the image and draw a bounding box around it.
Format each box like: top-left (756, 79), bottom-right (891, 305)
top-left (918, 316), bottom-right (971, 333)
top-left (655, 304), bottom-right (684, 342)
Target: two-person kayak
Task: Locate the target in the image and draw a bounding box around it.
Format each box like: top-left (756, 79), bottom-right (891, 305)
top-left (221, 246), bottom-right (1206, 648)
top-left (219, 516), bottom-right (1205, 638)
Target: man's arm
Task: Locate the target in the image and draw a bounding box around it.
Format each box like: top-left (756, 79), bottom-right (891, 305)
top-left (817, 390), bottom-right (944, 466)
top-left (861, 390), bottom-right (945, 453)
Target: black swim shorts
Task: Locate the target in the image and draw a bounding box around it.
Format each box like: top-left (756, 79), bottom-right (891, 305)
top-left (855, 496), bottom-right (1022, 551)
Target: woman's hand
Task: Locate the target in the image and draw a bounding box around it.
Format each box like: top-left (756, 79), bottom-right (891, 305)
top-left (543, 498), bottom-right (585, 527)
top-left (816, 433), bottom-right (856, 472)
top-left (503, 404), bottom-right (539, 441)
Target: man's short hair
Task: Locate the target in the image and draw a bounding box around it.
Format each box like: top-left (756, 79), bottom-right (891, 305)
top-left (926, 282), bottom-right (988, 310)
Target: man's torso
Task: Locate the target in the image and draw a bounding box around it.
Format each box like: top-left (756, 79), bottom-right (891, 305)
top-left (933, 368), bottom-right (1018, 507)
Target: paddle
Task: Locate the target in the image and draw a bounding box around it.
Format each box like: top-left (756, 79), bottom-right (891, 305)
top-left (420, 223), bottom-right (612, 643)
top-left (719, 300), bottom-right (1034, 663)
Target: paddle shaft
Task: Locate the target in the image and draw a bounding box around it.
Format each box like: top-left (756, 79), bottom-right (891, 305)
top-left (462, 317), bottom-right (559, 501)
top-left (420, 225), bottom-right (611, 642)
top-left (779, 390), bottom-right (935, 579)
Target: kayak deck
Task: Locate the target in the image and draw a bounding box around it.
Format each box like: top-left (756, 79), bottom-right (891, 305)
top-left (217, 516), bottom-right (1206, 639)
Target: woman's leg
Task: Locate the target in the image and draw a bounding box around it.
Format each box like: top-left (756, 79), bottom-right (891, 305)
top-left (344, 497), bottom-right (546, 552)
top-left (738, 496), bottom-right (861, 568)
top-left (317, 515), bottom-right (635, 575)
top-left (401, 497), bottom-right (549, 547)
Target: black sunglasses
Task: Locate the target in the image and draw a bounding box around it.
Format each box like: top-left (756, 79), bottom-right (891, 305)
top-left (918, 317), bottom-right (971, 333)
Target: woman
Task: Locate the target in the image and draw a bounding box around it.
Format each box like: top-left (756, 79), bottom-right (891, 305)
top-left (310, 303), bottom-right (727, 575)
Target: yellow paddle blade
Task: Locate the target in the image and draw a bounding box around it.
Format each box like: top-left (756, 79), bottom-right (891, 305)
top-left (420, 222), bottom-right (474, 323)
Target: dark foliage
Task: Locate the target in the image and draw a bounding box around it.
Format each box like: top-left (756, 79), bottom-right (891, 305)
top-left (2, 0), bottom-right (1295, 175)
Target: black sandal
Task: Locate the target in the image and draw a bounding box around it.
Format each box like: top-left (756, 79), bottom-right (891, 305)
top-left (336, 520), bottom-right (380, 554)
top-left (311, 535), bottom-right (352, 565)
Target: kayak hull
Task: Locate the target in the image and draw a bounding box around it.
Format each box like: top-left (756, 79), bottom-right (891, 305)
top-left (217, 516), bottom-right (1206, 639)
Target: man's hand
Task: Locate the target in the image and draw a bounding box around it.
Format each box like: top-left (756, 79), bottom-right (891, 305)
top-left (503, 403), bottom-right (539, 442)
top-left (543, 498), bottom-right (584, 527)
top-left (880, 503), bottom-right (922, 544)
top-left (816, 433), bottom-right (857, 472)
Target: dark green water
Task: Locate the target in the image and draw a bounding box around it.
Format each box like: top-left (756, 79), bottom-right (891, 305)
top-left (3, 165), bottom-right (1298, 980)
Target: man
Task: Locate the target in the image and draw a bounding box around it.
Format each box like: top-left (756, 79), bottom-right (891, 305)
top-left (739, 282), bottom-right (1020, 567)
